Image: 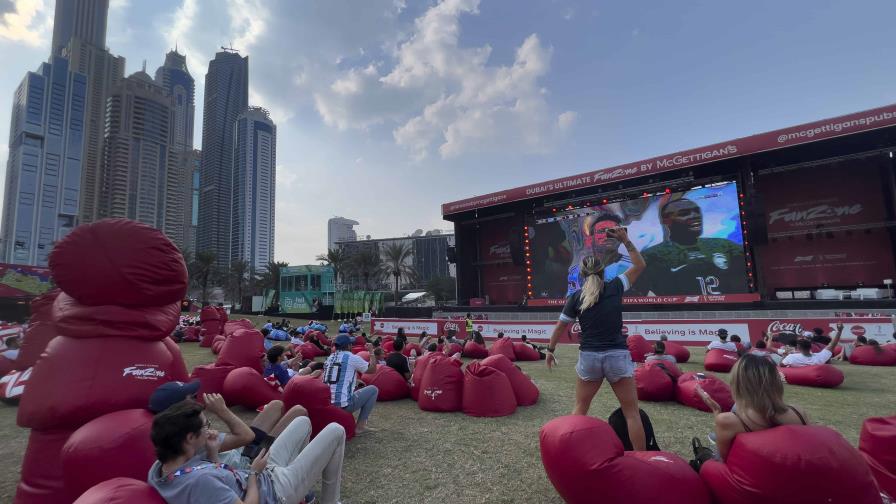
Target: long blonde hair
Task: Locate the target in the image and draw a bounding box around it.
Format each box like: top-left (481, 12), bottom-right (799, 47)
top-left (578, 256), bottom-right (605, 311)
top-left (730, 354), bottom-right (788, 426)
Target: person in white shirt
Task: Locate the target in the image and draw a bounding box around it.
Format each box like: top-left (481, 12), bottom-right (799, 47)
top-left (1, 336), bottom-right (19, 360)
top-left (322, 334), bottom-right (379, 434)
top-left (645, 341), bottom-right (677, 364)
top-left (706, 329), bottom-right (737, 352)
top-left (781, 322), bottom-right (843, 368)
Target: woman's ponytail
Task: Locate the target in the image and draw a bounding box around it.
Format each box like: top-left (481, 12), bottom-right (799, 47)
top-left (578, 256), bottom-right (605, 311)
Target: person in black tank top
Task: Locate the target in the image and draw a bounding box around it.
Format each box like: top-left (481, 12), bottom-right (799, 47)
top-left (545, 227), bottom-right (651, 451)
top-left (696, 353), bottom-right (811, 460)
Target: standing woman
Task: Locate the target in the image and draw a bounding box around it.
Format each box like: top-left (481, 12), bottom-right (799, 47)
top-left (545, 227), bottom-right (647, 450)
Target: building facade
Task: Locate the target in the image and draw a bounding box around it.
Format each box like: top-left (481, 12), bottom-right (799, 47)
top-left (336, 232), bottom-right (455, 290)
top-left (0, 57), bottom-right (88, 266)
top-left (51, 0), bottom-right (109, 58)
top-left (100, 71), bottom-right (184, 246)
top-left (154, 49), bottom-right (194, 152)
top-left (327, 217), bottom-right (358, 250)
top-left (197, 50), bottom-right (248, 268)
top-left (232, 107), bottom-right (276, 273)
top-left (181, 149), bottom-right (201, 252)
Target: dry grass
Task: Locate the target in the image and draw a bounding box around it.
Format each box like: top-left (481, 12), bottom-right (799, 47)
top-left (2, 319), bottom-right (894, 503)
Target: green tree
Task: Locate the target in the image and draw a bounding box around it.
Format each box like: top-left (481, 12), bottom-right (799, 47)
top-left (425, 276), bottom-right (456, 304)
top-left (382, 242), bottom-right (415, 304)
top-left (349, 247), bottom-right (384, 291)
top-left (315, 248), bottom-right (349, 287)
top-left (261, 261), bottom-right (290, 308)
top-left (227, 259), bottom-right (249, 309)
top-left (193, 251), bottom-right (217, 303)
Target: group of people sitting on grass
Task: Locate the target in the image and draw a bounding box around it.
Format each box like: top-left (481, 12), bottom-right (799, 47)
top-left (695, 324), bottom-right (847, 368)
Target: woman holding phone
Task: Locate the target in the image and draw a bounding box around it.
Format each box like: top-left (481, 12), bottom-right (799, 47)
top-left (545, 227), bottom-right (648, 450)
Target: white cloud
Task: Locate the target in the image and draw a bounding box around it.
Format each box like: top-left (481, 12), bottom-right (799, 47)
top-left (558, 110), bottom-right (577, 131)
top-left (0, 0), bottom-right (50, 46)
top-left (562, 7), bottom-right (574, 21)
top-left (314, 0), bottom-right (574, 160)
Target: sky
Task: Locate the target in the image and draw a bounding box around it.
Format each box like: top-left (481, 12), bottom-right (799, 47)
top-left (1, 0), bottom-right (896, 265)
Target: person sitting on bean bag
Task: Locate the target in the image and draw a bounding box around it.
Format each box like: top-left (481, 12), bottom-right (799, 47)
top-left (811, 327), bottom-right (832, 345)
top-left (748, 340), bottom-right (782, 365)
top-left (835, 335), bottom-right (866, 361)
top-left (304, 331), bottom-right (330, 356)
top-left (386, 339), bottom-right (412, 381)
top-left (645, 341), bottom-right (677, 364)
top-left (1, 335), bottom-right (19, 360)
top-left (263, 346), bottom-right (302, 386)
top-left (323, 334), bottom-right (379, 434)
top-left (416, 330), bottom-right (430, 348)
top-left (520, 335), bottom-right (547, 360)
top-left (706, 328), bottom-right (737, 352)
top-left (288, 329), bottom-right (304, 346)
top-left (695, 354), bottom-right (809, 461)
top-left (471, 330), bottom-right (485, 346)
top-left (729, 334), bottom-right (749, 354)
top-left (781, 323), bottom-right (843, 368)
top-left (148, 399), bottom-right (345, 504)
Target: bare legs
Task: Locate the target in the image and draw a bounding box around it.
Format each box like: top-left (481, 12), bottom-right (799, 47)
top-left (251, 400), bottom-right (309, 437)
top-left (609, 377), bottom-right (646, 451)
top-left (573, 378), bottom-right (602, 415)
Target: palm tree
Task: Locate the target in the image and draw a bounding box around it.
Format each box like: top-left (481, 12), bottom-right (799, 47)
top-left (349, 247), bottom-right (384, 291)
top-left (315, 248), bottom-right (349, 287)
top-left (193, 251), bottom-right (217, 303)
top-left (382, 242), bottom-right (415, 303)
top-left (228, 259), bottom-right (249, 309)
top-left (263, 261), bottom-right (290, 306)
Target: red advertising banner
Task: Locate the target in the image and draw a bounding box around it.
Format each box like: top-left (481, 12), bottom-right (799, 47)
top-left (443, 103), bottom-right (896, 216)
top-left (526, 293), bottom-right (760, 307)
top-left (374, 316), bottom-right (893, 346)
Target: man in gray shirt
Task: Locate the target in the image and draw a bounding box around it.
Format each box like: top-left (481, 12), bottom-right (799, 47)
top-left (148, 394), bottom-right (345, 504)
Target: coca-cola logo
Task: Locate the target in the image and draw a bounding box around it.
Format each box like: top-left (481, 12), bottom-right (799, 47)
top-left (766, 321), bottom-right (803, 334)
top-left (767, 204), bottom-right (863, 225)
top-left (443, 321), bottom-right (459, 332)
top-left (122, 366), bottom-right (166, 380)
top-left (489, 244), bottom-right (511, 257)
top-left (851, 325), bottom-right (866, 337)
top-left (571, 322), bottom-right (581, 334)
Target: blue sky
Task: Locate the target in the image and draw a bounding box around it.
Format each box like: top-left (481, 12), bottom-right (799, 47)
top-left (1, 0), bottom-right (895, 264)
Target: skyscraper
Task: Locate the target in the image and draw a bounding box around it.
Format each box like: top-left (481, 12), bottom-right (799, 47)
top-left (51, 0), bottom-right (109, 57)
top-left (181, 149), bottom-right (202, 252)
top-left (0, 57), bottom-right (88, 266)
top-left (154, 49), bottom-right (195, 152)
top-left (52, 0), bottom-right (126, 226)
top-left (232, 107), bottom-right (276, 273)
top-left (197, 50), bottom-right (248, 268)
top-left (328, 217), bottom-right (359, 250)
top-left (100, 71), bottom-right (185, 246)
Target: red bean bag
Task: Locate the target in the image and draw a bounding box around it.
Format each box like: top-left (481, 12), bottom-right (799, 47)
top-left (513, 342), bottom-right (541, 361)
top-left (216, 329), bottom-right (265, 373)
top-left (644, 359), bottom-right (683, 381)
top-left (350, 344), bottom-right (366, 354)
top-left (540, 415), bottom-right (710, 504)
top-left (704, 349), bottom-right (739, 372)
top-left (860, 416), bottom-right (896, 497)
top-left (0, 355), bottom-right (12, 377)
top-left (445, 342), bottom-right (463, 356)
top-left (779, 365), bottom-right (844, 388)
top-left (18, 335), bottom-right (188, 431)
top-left (53, 292), bottom-right (182, 342)
top-left (382, 340), bottom-right (394, 352)
top-left (73, 477), bottom-right (165, 504)
top-left (489, 337), bottom-right (516, 361)
top-left (627, 335), bottom-right (652, 363)
top-left (664, 341), bottom-right (690, 363)
top-left (481, 354), bottom-right (539, 406)
top-left (189, 363), bottom-right (235, 396)
top-left (223, 319), bottom-right (253, 337)
top-left (316, 333), bottom-right (332, 347)
top-left (462, 341), bottom-right (489, 359)
top-left (298, 342), bottom-right (325, 360)
top-left (410, 352), bottom-right (438, 401)
top-left (61, 409), bottom-right (155, 501)
top-left (282, 376), bottom-right (355, 440)
top-left (0, 367), bottom-right (31, 404)
top-left (676, 372), bottom-right (734, 413)
top-left (462, 362), bottom-right (516, 417)
top-left (49, 219), bottom-right (187, 307)
top-left (216, 305), bottom-right (228, 323)
top-left (810, 342), bottom-right (842, 357)
top-left (700, 425), bottom-right (881, 504)
top-left (222, 367), bottom-right (282, 409)
top-left (15, 428), bottom-right (71, 503)
top-left (635, 365), bottom-right (675, 402)
top-left (212, 340), bottom-right (224, 354)
top-left (360, 366), bottom-right (409, 401)
top-left (849, 345), bottom-right (896, 366)
top-left (29, 288), bottom-right (60, 324)
top-left (402, 343), bottom-right (423, 357)
top-left (13, 321), bottom-right (55, 371)
top-left (418, 354), bottom-right (464, 412)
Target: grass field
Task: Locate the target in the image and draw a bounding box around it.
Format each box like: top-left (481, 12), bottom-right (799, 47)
top-left (1, 319), bottom-right (894, 503)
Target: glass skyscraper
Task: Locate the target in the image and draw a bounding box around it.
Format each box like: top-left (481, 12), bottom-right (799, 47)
top-left (155, 49), bottom-right (195, 153)
top-left (232, 106), bottom-right (276, 273)
top-left (197, 50), bottom-right (249, 268)
top-left (0, 57), bottom-right (88, 266)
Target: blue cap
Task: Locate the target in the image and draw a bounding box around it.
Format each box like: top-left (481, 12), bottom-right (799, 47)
top-left (149, 380), bottom-right (201, 413)
top-left (334, 334), bottom-right (355, 348)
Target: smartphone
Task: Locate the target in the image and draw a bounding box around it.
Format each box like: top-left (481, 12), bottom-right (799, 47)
top-left (696, 372), bottom-right (706, 380)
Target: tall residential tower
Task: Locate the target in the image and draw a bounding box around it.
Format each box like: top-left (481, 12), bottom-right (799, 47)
top-left (232, 107), bottom-right (276, 272)
top-left (154, 49), bottom-right (195, 152)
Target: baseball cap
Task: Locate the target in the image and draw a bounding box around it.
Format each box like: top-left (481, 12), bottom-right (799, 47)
top-left (334, 334), bottom-right (355, 348)
top-left (148, 380), bottom-right (201, 413)
top-left (717, 328), bottom-right (728, 336)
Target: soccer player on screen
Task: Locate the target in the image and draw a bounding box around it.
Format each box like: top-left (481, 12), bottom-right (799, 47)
top-left (632, 198), bottom-right (746, 296)
top-left (566, 212), bottom-right (631, 296)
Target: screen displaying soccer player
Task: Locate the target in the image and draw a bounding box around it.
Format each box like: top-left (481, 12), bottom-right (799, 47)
top-left (529, 181), bottom-right (748, 301)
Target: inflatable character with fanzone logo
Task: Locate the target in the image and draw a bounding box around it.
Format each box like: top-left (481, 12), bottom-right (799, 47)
top-left (16, 219), bottom-right (190, 504)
